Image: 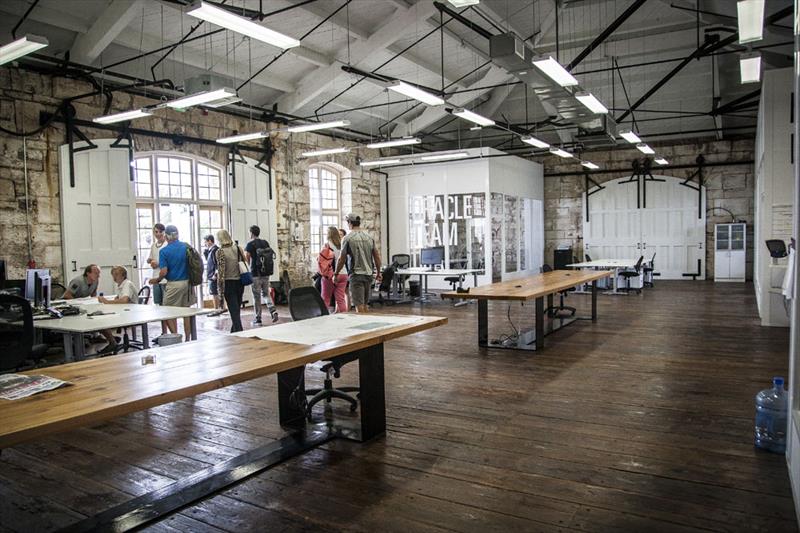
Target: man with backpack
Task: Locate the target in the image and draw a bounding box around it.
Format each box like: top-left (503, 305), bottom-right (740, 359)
top-left (244, 225), bottom-right (279, 325)
top-left (149, 225), bottom-right (199, 341)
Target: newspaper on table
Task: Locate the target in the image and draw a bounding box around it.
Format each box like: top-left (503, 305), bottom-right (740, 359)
top-left (0, 373), bottom-right (71, 401)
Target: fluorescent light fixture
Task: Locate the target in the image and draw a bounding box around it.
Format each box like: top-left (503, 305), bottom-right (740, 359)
top-left (654, 157), bottom-right (669, 165)
top-left (0, 35), bottom-right (48, 66)
top-left (452, 108), bottom-right (495, 127)
top-left (93, 109), bottom-right (153, 124)
top-left (581, 161), bottom-right (599, 170)
top-left (360, 159), bottom-right (402, 167)
top-left (188, 0), bottom-right (300, 49)
top-left (367, 138), bottom-right (421, 149)
top-left (387, 81), bottom-right (445, 106)
top-left (203, 95), bottom-right (242, 108)
top-left (737, 0), bottom-right (765, 44)
top-left (446, 0), bottom-right (480, 7)
top-left (420, 152), bottom-right (469, 161)
top-left (166, 88), bottom-right (239, 109)
top-left (636, 143), bottom-right (655, 155)
top-left (286, 120), bottom-right (350, 133)
top-left (618, 129), bottom-right (641, 144)
top-left (740, 53), bottom-right (762, 84)
top-left (469, 125), bottom-right (483, 131)
top-left (575, 92), bottom-right (609, 114)
top-left (521, 135), bottom-right (549, 149)
top-left (216, 131), bottom-right (267, 144)
top-left (302, 147), bottom-right (350, 157)
top-left (549, 147), bottom-right (573, 158)
top-left (531, 56), bottom-right (579, 87)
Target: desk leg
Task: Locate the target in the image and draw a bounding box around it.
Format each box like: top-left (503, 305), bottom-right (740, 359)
top-left (535, 297), bottom-right (544, 349)
top-left (546, 294), bottom-right (554, 318)
top-left (63, 333), bottom-right (74, 362)
top-left (142, 324), bottom-right (150, 349)
top-left (591, 280), bottom-right (598, 322)
top-left (189, 316), bottom-right (198, 341)
top-left (478, 299), bottom-right (488, 347)
top-left (358, 343), bottom-right (386, 442)
top-left (277, 366), bottom-right (306, 429)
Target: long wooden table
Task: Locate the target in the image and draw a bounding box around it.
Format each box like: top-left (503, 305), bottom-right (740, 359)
top-left (441, 270), bottom-right (610, 351)
top-left (0, 314), bottom-right (446, 532)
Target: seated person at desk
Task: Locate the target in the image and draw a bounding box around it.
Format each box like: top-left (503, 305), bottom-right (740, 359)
top-left (63, 264), bottom-right (100, 299)
top-left (97, 266), bottom-right (138, 354)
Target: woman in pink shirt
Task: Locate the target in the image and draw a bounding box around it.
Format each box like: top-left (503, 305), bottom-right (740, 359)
top-left (318, 226), bottom-right (348, 313)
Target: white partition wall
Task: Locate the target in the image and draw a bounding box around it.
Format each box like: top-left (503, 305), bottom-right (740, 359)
top-left (385, 148), bottom-right (544, 289)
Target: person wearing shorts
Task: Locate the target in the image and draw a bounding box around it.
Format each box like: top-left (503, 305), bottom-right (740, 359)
top-left (335, 213), bottom-right (382, 313)
top-left (149, 225), bottom-right (195, 341)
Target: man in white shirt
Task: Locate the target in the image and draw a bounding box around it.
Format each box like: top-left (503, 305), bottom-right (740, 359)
top-left (147, 223), bottom-right (168, 335)
top-left (97, 266), bottom-right (139, 354)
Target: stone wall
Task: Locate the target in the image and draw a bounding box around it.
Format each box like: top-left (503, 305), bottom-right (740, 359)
top-left (539, 138), bottom-right (755, 279)
top-left (0, 67), bottom-right (382, 285)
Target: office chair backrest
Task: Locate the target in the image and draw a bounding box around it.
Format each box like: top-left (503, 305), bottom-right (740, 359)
top-left (51, 282), bottom-right (67, 300)
top-left (392, 254), bottom-right (411, 269)
top-left (138, 285), bottom-right (151, 304)
top-left (0, 294), bottom-right (35, 371)
top-left (634, 255), bottom-right (644, 272)
top-left (379, 265), bottom-right (395, 292)
top-left (649, 252), bottom-right (656, 266)
top-left (289, 286), bottom-right (329, 321)
top-left (585, 254), bottom-right (593, 262)
top-left (542, 264), bottom-right (553, 273)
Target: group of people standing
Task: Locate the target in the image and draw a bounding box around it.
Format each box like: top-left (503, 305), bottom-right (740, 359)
top-left (317, 213), bottom-right (382, 314)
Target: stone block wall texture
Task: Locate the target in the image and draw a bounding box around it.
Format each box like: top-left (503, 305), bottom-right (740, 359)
top-left (0, 67), bottom-right (382, 286)
top-left (539, 138), bottom-right (755, 280)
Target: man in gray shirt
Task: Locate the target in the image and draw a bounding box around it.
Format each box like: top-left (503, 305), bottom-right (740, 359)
top-left (64, 264), bottom-right (100, 299)
top-left (335, 213), bottom-right (382, 313)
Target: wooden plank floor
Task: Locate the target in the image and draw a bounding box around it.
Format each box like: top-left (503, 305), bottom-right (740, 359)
top-left (1, 281), bottom-right (796, 532)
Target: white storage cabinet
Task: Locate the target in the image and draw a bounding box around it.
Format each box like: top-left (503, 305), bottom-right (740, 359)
top-left (714, 223), bottom-right (746, 282)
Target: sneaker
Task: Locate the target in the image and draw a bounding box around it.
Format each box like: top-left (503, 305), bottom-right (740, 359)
top-left (252, 318), bottom-right (262, 326)
top-left (98, 343), bottom-right (117, 356)
top-left (271, 310), bottom-right (279, 323)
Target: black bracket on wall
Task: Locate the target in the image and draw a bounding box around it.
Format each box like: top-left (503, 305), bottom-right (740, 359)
top-left (680, 154), bottom-right (705, 219)
top-left (640, 158), bottom-right (665, 209)
top-left (62, 104), bottom-right (97, 188)
top-left (110, 125), bottom-right (135, 182)
top-left (254, 137), bottom-right (275, 200)
top-left (228, 145), bottom-right (247, 189)
top-left (682, 259), bottom-right (703, 280)
top-left (584, 171), bottom-right (606, 223)
top-left (618, 159), bottom-right (642, 208)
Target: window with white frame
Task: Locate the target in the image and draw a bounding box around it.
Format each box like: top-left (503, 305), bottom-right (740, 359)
top-left (133, 154), bottom-right (226, 288)
top-left (309, 164), bottom-right (342, 252)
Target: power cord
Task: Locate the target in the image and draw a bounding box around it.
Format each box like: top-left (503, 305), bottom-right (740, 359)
top-left (492, 303), bottom-right (520, 346)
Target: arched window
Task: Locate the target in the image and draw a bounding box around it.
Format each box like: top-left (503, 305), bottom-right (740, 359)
top-left (308, 163), bottom-right (342, 252)
top-left (132, 153), bottom-right (226, 287)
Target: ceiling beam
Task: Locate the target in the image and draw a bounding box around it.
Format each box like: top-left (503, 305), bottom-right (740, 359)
top-left (278, 1), bottom-right (437, 113)
top-left (71, 0), bottom-right (144, 65)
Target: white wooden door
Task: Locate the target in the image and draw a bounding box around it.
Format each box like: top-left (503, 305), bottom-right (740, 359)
top-left (584, 177), bottom-right (641, 261)
top-left (228, 157), bottom-right (278, 304)
top-left (641, 176), bottom-right (706, 279)
top-left (60, 139), bottom-right (137, 295)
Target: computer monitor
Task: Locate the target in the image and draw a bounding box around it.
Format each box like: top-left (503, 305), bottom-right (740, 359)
top-left (36, 273), bottom-right (51, 309)
top-left (420, 246), bottom-right (445, 268)
top-left (25, 268), bottom-right (50, 300)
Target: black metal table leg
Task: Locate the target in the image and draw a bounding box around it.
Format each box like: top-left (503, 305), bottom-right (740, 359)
top-left (478, 299), bottom-right (488, 347)
top-left (535, 297), bottom-right (544, 349)
top-left (357, 343), bottom-right (386, 442)
top-left (277, 366), bottom-right (306, 430)
top-left (592, 280), bottom-right (598, 322)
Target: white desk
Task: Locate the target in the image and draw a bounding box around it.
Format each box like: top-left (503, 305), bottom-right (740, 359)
top-left (32, 303), bottom-right (211, 361)
top-left (395, 268), bottom-right (483, 301)
top-left (566, 259), bottom-right (637, 295)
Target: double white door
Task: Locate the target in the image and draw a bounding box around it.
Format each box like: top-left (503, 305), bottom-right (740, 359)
top-left (584, 175), bottom-right (706, 279)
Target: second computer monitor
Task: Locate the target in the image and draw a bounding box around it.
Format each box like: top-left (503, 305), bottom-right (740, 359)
top-left (420, 246), bottom-right (445, 268)
top-left (25, 268), bottom-right (50, 300)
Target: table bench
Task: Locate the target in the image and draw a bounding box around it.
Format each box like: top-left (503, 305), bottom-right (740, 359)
top-left (441, 270), bottom-right (610, 351)
top-left (0, 314), bottom-right (446, 532)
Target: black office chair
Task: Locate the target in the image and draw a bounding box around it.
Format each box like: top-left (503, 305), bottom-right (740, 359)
top-left (585, 253), bottom-right (593, 262)
top-left (0, 294), bottom-right (49, 372)
top-left (619, 256), bottom-right (645, 294)
top-left (288, 287), bottom-right (359, 419)
top-left (113, 285), bottom-right (152, 354)
top-left (444, 274), bottom-right (466, 291)
top-left (643, 253), bottom-right (656, 288)
top-left (51, 282), bottom-right (67, 300)
top-left (371, 264), bottom-right (396, 305)
top-left (541, 264), bottom-right (576, 317)
top-left (392, 254), bottom-right (411, 297)
top-left (766, 240), bottom-right (788, 259)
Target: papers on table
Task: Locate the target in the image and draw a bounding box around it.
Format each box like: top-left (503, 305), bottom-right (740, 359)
top-left (233, 313), bottom-right (427, 345)
top-left (0, 374), bottom-right (72, 401)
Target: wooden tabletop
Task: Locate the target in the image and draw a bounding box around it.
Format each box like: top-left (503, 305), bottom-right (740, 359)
top-left (0, 315), bottom-right (447, 449)
top-left (441, 270), bottom-right (611, 301)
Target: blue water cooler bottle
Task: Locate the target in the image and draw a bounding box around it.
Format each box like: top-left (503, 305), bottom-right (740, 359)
top-left (755, 377), bottom-right (788, 453)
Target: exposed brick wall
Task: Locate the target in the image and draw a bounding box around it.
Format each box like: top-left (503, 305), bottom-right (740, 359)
top-left (0, 67), bottom-right (381, 286)
top-left (539, 138), bottom-right (755, 280)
